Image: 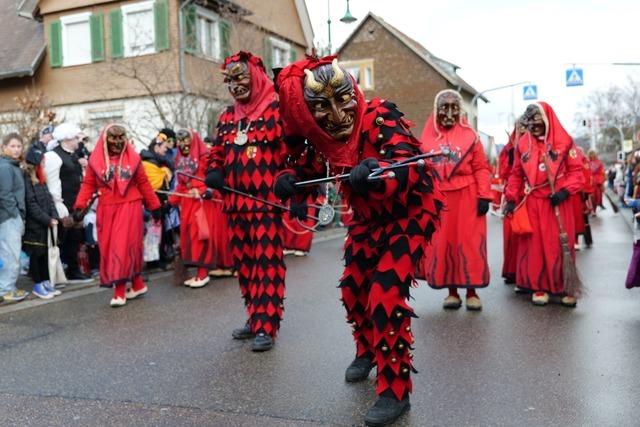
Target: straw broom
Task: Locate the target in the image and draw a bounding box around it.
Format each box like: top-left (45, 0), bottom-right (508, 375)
top-left (542, 154), bottom-right (584, 297)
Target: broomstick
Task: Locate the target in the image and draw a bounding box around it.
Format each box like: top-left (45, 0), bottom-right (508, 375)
top-left (542, 154), bottom-right (584, 297)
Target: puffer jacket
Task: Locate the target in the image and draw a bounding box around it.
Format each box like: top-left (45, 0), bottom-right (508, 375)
top-left (0, 156), bottom-right (25, 224)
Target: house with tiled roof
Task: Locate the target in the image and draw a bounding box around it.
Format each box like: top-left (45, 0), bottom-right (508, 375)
top-left (336, 12), bottom-right (487, 136)
top-left (0, 0), bottom-right (313, 146)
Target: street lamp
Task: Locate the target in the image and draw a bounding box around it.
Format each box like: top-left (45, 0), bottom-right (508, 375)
top-left (326, 0), bottom-right (357, 54)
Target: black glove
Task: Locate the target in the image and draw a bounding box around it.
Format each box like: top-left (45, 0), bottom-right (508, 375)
top-left (274, 173), bottom-right (299, 201)
top-left (71, 209), bottom-right (85, 223)
top-left (477, 199), bottom-right (490, 216)
top-left (550, 188), bottom-right (570, 206)
top-left (504, 201), bottom-right (516, 215)
top-left (201, 189), bottom-right (214, 200)
top-left (289, 201), bottom-right (308, 220)
top-left (205, 168), bottom-right (225, 190)
top-left (349, 158), bottom-right (381, 195)
top-left (151, 208), bottom-right (162, 221)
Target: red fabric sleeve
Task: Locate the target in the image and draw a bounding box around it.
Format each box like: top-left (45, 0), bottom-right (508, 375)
top-left (505, 146), bottom-right (525, 203)
top-left (561, 147), bottom-right (586, 195)
top-left (470, 141), bottom-right (493, 200)
top-left (74, 166), bottom-right (98, 210)
top-left (134, 164), bottom-right (161, 210)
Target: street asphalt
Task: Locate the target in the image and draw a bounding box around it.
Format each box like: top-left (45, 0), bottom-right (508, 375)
top-left (0, 203), bottom-right (638, 427)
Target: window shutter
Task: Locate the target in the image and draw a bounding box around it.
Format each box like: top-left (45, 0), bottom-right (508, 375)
top-left (90, 14), bottom-right (105, 62)
top-left (109, 9), bottom-right (124, 59)
top-left (263, 37), bottom-right (273, 74)
top-left (219, 20), bottom-right (231, 59)
top-left (289, 47), bottom-right (297, 63)
top-left (154, 0), bottom-right (169, 51)
top-left (182, 4), bottom-right (197, 54)
top-left (49, 20), bottom-right (62, 67)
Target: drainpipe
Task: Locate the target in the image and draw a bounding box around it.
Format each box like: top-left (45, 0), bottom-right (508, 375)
top-left (179, 0), bottom-right (195, 93)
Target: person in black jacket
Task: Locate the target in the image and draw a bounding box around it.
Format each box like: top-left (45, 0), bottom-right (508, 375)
top-left (23, 145), bottom-right (61, 299)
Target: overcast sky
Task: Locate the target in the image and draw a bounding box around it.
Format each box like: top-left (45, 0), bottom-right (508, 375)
top-left (304, 0), bottom-right (640, 145)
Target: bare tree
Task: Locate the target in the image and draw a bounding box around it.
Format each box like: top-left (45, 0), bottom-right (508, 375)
top-left (0, 89), bottom-right (56, 145)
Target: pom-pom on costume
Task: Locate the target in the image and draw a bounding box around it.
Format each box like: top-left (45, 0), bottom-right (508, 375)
top-left (169, 130), bottom-right (232, 286)
top-left (74, 124), bottom-right (160, 306)
top-left (208, 52), bottom-right (287, 346)
top-left (275, 55), bottom-right (442, 418)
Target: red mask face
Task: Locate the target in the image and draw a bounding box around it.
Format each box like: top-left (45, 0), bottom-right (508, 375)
top-left (106, 126), bottom-right (127, 155)
top-left (224, 61), bottom-right (251, 104)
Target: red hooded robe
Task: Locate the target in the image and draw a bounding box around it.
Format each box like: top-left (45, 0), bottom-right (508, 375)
top-left (504, 102), bottom-right (584, 295)
top-left (499, 131), bottom-right (520, 282)
top-left (170, 130), bottom-right (232, 269)
top-left (420, 92), bottom-right (492, 289)
top-left (75, 124), bottom-right (160, 285)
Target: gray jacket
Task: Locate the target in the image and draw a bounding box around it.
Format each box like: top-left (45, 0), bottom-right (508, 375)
top-left (0, 156), bottom-right (26, 224)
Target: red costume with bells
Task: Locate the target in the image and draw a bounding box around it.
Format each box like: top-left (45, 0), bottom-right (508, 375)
top-left (276, 55), bottom-right (442, 403)
top-left (74, 124), bottom-right (160, 303)
top-left (209, 52), bottom-right (287, 340)
top-left (169, 130), bottom-right (232, 282)
top-left (420, 95), bottom-right (492, 294)
top-left (505, 102), bottom-right (584, 296)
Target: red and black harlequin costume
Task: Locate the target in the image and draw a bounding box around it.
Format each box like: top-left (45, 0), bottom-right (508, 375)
top-left (208, 52), bottom-right (287, 339)
top-left (74, 124), bottom-right (160, 304)
top-left (505, 102), bottom-right (584, 297)
top-left (499, 130), bottom-right (521, 284)
top-left (419, 96), bottom-right (492, 301)
top-left (276, 56), bottom-right (442, 402)
top-left (169, 130), bottom-right (232, 282)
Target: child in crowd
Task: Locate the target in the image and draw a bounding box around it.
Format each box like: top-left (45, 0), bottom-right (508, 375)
top-left (23, 145), bottom-right (61, 299)
top-left (0, 133), bottom-right (28, 302)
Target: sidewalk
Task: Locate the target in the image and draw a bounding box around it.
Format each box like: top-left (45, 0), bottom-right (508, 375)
top-left (605, 187), bottom-right (635, 231)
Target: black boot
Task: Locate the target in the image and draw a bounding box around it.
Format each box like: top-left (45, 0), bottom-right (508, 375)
top-left (251, 332), bottom-right (274, 352)
top-left (364, 391), bottom-right (410, 427)
top-left (344, 355), bottom-right (374, 382)
top-left (231, 324), bottom-right (253, 340)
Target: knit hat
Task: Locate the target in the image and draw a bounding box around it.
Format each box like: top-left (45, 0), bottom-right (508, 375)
top-left (158, 128), bottom-right (176, 140)
top-left (53, 123), bottom-right (82, 141)
top-left (25, 144), bottom-right (45, 165)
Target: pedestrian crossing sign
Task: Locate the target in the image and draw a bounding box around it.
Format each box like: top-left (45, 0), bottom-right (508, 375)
top-left (523, 85), bottom-right (538, 100)
top-left (566, 68), bottom-right (584, 86)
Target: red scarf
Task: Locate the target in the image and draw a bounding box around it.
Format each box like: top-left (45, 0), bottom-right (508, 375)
top-left (175, 130), bottom-right (208, 185)
top-left (88, 123), bottom-right (140, 197)
top-left (276, 55), bottom-right (366, 168)
top-left (223, 51), bottom-right (278, 122)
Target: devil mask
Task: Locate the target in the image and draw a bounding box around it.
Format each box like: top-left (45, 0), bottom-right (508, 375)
top-left (106, 125), bottom-right (127, 156)
top-left (524, 104), bottom-right (546, 139)
top-left (436, 91), bottom-right (462, 130)
top-left (303, 59), bottom-right (357, 141)
top-left (224, 61), bottom-right (251, 104)
top-left (176, 129), bottom-right (192, 156)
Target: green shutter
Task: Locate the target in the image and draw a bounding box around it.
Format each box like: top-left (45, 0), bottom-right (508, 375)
top-left (154, 0), bottom-right (169, 51)
top-left (263, 37), bottom-right (273, 73)
top-left (182, 4), bottom-right (197, 54)
top-left (109, 9), bottom-right (124, 59)
top-left (49, 20), bottom-right (62, 67)
top-left (90, 14), bottom-right (105, 62)
top-left (219, 20), bottom-right (231, 59)
top-left (289, 47), bottom-right (297, 63)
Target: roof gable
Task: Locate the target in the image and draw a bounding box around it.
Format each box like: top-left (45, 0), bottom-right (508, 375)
top-left (0, 2), bottom-right (45, 80)
top-left (337, 12), bottom-right (487, 102)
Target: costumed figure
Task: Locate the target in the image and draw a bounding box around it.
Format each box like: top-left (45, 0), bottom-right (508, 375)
top-left (573, 148), bottom-right (594, 249)
top-left (73, 124), bottom-right (161, 307)
top-left (504, 103), bottom-right (584, 307)
top-left (170, 129), bottom-right (233, 288)
top-left (499, 118), bottom-right (526, 286)
top-left (420, 90), bottom-right (492, 310)
top-left (588, 149), bottom-right (606, 213)
top-left (274, 56), bottom-right (442, 427)
top-left (205, 52), bottom-right (287, 352)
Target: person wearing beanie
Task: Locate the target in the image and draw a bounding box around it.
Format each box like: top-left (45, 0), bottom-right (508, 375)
top-left (23, 145), bottom-right (61, 299)
top-left (44, 122), bottom-right (91, 282)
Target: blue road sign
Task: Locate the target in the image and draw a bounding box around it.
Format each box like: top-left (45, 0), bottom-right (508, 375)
top-left (523, 85), bottom-right (538, 100)
top-left (566, 68), bottom-right (584, 86)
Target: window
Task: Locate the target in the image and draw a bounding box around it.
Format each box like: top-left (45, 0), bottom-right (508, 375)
top-left (122, 1), bottom-right (155, 57)
top-left (341, 59), bottom-right (375, 90)
top-left (197, 8), bottom-right (220, 60)
top-left (269, 37), bottom-right (291, 68)
top-left (60, 12), bottom-right (92, 66)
